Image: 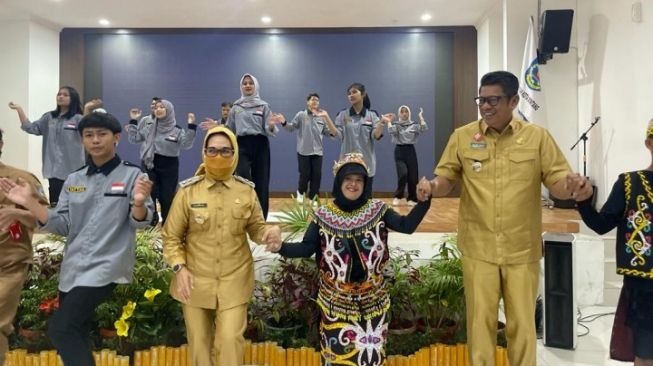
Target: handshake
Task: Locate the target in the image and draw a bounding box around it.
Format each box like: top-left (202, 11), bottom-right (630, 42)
top-left (565, 173), bottom-right (594, 201)
top-left (262, 225), bottom-right (283, 253)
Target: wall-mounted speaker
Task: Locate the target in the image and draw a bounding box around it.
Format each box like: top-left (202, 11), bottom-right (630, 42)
top-left (542, 233), bottom-right (577, 349)
top-left (539, 9), bottom-right (574, 55)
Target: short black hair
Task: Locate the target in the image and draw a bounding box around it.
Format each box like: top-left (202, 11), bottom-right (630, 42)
top-left (152, 97), bottom-right (161, 102)
top-left (77, 111), bottom-right (122, 136)
top-left (221, 102), bottom-right (233, 108)
top-left (479, 71), bottom-right (519, 98)
top-left (306, 93), bottom-right (320, 101)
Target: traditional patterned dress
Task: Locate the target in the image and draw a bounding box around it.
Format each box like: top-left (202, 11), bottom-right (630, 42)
top-left (279, 198), bottom-right (430, 366)
top-left (578, 170), bottom-right (653, 359)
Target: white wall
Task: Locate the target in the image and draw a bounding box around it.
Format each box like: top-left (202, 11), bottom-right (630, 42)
top-left (476, 0), bottom-right (579, 170)
top-left (576, 0), bottom-right (653, 203)
top-left (0, 21), bottom-right (31, 170)
top-left (0, 20), bottom-right (59, 187)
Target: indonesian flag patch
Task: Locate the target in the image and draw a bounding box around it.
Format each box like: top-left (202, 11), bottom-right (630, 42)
top-left (111, 183), bottom-right (126, 194)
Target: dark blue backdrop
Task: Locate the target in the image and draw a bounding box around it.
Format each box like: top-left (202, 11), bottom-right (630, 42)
top-left (96, 30), bottom-right (454, 193)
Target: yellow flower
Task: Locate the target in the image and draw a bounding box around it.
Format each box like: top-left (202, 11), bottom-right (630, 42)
top-left (121, 301), bottom-right (136, 319)
top-left (114, 318), bottom-right (130, 337)
top-left (144, 288), bottom-right (162, 302)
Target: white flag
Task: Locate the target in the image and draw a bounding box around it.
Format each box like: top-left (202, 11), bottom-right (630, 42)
top-left (517, 16), bottom-right (547, 127)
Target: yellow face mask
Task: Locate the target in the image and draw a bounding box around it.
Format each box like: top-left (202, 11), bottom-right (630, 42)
top-left (203, 155), bottom-right (235, 181)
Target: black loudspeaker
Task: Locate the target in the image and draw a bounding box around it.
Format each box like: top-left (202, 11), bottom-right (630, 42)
top-left (542, 234), bottom-right (577, 349)
top-left (539, 9), bottom-right (574, 54)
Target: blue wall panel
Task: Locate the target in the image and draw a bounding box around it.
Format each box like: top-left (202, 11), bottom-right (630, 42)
top-left (99, 31), bottom-right (453, 193)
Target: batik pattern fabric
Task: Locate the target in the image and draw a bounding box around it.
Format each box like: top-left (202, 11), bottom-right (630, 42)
top-left (313, 199), bottom-right (390, 365)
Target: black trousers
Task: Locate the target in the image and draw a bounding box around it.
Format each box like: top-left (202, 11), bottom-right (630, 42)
top-left (48, 284), bottom-right (116, 366)
top-left (48, 178), bottom-right (65, 207)
top-left (393, 145), bottom-right (419, 202)
top-left (297, 154), bottom-right (323, 200)
top-left (236, 135), bottom-right (270, 219)
top-left (144, 154), bottom-right (179, 224)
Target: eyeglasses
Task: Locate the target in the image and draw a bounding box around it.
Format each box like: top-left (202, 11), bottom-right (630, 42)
top-left (474, 95), bottom-right (507, 106)
top-left (204, 147), bottom-right (234, 158)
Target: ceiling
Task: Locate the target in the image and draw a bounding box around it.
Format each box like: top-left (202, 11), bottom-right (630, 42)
top-left (0, 0), bottom-right (499, 29)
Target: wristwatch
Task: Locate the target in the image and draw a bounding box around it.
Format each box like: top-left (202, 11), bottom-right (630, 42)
top-left (172, 264), bottom-right (185, 273)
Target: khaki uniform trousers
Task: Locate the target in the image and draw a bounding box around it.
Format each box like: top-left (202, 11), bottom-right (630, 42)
top-left (0, 263), bottom-right (29, 365)
top-left (182, 303), bottom-right (247, 366)
top-left (462, 256), bottom-right (539, 366)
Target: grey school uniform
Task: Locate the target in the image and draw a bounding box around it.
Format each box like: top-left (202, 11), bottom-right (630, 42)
top-left (20, 112), bottom-right (85, 180)
top-left (333, 107), bottom-right (381, 177)
top-left (388, 121), bottom-right (428, 145)
top-left (284, 110), bottom-right (330, 156)
top-left (40, 156), bottom-right (154, 292)
top-left (226, 103), bottom-right (278, 137)
top-left (126, 117), bottom-right (197, 158)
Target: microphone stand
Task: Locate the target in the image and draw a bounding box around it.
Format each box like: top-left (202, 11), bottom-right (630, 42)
top-left (571, 117), bottom-right (600, 177)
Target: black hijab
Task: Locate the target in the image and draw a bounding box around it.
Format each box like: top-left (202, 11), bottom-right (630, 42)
top-left (332, 162), bottom-right (371, 212)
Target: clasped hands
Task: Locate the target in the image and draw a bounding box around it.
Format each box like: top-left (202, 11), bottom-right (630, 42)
top-left (262, 225), bottom-right (282, 253)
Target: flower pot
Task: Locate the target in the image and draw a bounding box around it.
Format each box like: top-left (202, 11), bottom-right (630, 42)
top-left (99, 327), bottom-right (118, 339)
top-left (18, 327), bottom-right (44, 341)
top-left (388, 318), bottom-right (417, 335)
top-left (262, 318), bottom-right (303, 348)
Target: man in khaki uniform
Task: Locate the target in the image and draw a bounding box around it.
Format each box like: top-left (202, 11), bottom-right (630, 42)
top-left (163, 126), bottom-right (280, 366)
top-left (0, 129), bottom-right (48, 364)
top-left (419, 71), bottom-right (577, 366)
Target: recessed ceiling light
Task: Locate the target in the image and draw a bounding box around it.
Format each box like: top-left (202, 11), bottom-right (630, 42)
top-left (98, 18), bottom-right (110, 26)
top-left (261, 16), bottom-right (272, 24)
top-left (420, 13), bottom-right (432, 22)
top-left (116, 29), bottom-right (129, 34)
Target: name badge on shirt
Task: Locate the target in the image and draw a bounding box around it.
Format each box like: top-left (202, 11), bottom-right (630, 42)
top-left (64, 123), bottom-right (78, 131)
top-left (165, 134), bottom-right (178, 142)
top-left (67, 185), bottom-right (86, 193)
top-left (470, 142), bottom-right (487, 149)
top-left (190, 203), bottom-right (207, 208)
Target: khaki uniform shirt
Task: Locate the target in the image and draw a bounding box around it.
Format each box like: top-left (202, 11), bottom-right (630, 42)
top-left (163, 175), bottom-right (268, 310)
top-left (435, 119), bottom-right (571, 264)
top-left (0, 162), bottom-right (48, 268)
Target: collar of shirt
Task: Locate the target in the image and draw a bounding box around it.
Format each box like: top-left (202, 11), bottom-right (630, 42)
top-left (86, 155), bottom-right (121, 176)
top-left (479, 118), bottom-right (522, 135)
top-left (204, 175), bottom-right (233, 189)
top-left (348, 106), bottom-right (368, 117)
top-left (306, 109), bottom-right (314, 116)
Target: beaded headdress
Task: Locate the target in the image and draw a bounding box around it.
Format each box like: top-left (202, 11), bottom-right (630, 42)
top-left (332, 152), bottom-right (369, 176)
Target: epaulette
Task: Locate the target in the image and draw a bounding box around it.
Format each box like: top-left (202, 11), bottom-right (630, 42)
top-left (234, 175), bottom-right (255, 188)
top-left (178, 175), bottom-right (204, 188)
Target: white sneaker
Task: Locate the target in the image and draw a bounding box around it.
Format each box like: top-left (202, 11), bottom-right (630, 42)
top-left (407, 200), bottom-right (417, 207)
top-left (296, 191), bottom-right (304, 203)
top-left (392, 198), bottom-right (401, 206)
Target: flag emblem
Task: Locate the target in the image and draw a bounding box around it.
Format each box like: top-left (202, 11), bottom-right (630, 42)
top-left (525, 59), bottom-right (541, 91)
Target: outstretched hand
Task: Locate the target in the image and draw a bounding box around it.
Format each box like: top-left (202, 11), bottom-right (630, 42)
top-left (0, 177), bottom-right (34, 207)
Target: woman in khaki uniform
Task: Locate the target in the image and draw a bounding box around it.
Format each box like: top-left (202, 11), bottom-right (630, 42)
top-left (162, 126), bottom-right (280, 366)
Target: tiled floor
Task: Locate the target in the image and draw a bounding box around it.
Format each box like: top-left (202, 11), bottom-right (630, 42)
top-left (537, 305), bottom-right (627, 365)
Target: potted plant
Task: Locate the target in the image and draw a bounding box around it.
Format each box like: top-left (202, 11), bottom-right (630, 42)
top-left (276, 195), bottom-right (316, 240)
top-left (249, 257), bottom-right (320, 348)
top-left (100, 227), bottom-right (184, 355)
top-left (411, 236), bottom-right (465, 342)
top-left (13, 239), bottom-right (64, 351)
top-left (385, 247), bottom-right (420, 335)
